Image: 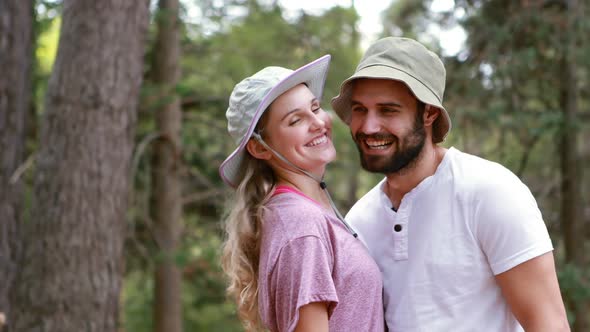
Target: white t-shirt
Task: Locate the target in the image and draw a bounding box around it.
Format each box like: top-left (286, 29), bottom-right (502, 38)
top-left (347, 147), bottom-right (553, 332)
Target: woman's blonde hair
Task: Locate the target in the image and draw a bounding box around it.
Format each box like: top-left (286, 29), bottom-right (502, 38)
top-left (221, 149), bottom-right (275, 331)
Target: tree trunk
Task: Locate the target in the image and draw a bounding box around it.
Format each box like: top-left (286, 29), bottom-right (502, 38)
top-left (151, 0), bottom-right (184, 331)
top-left (560, 5), bottom-right (582, 265)
top-left (0, 0), bottom-right (33, 329)
top-left (10, 1), bottom-right (149, 331)
top-left (560, 0), bottom-right (587, 330)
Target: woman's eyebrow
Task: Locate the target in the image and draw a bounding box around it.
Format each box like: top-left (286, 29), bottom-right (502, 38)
top-left (281, 108), bottom-right (302, 121)
top-left (280, 98), bottom-right (319, 121)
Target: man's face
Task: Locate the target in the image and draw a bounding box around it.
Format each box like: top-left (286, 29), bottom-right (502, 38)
top-left (349, 79), bottom-right (426, 174)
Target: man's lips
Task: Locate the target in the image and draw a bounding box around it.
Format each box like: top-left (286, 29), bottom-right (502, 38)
top-left (356, 133), bottom-right (395, 150)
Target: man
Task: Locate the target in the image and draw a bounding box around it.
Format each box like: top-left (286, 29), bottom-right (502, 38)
top-left (331, 37), bottom-right (569, 331)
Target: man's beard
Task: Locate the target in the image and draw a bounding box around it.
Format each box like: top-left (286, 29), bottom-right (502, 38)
top-left (354, 115), bottom-right (426, 174)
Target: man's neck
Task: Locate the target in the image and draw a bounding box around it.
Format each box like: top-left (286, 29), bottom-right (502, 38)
top-left (384, 144), bottom-right (447, 209)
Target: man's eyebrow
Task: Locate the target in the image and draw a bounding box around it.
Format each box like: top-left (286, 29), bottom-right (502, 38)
top-left (377, 102), bottom-right (402, 107)
top-left (350, 100), bottom-right (403, 107)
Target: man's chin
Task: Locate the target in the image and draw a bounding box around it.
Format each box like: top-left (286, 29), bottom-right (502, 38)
top-left (360, 156), bottom-right (391, 174)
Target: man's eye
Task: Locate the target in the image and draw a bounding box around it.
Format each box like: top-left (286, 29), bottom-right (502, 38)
top-left (351, 106), bottom-right (366, 113)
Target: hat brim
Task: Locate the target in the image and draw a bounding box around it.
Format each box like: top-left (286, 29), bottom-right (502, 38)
top-left (331, 65), bottom-right (451, 143)
top-left (219, 55), bottom-right (331, 188)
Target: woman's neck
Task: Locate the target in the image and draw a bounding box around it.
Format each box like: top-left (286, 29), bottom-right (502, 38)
top-left (276, 173), bottom-right (333, 212)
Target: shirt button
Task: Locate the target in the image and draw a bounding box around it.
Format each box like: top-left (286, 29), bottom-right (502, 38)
top-left (394, 224), bottom-right (403, 232)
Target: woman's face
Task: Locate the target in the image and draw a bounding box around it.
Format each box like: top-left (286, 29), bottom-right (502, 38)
top-left (259, 84), bottom-right (336, 176)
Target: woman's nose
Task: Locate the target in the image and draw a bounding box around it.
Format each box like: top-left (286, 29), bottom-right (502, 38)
top-left (310, 110), bottom-right (328, 130)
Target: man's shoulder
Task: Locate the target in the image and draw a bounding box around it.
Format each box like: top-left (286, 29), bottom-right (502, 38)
top-left (448, 148), bottom-right (522, 190)
top-left (447, 148), bottom-right (535, 210)
top-left (449, 148), bottom-right (507, 173)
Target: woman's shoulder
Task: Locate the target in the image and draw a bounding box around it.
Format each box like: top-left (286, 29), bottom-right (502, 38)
top-left (263, 193), bottom-right (330, 241)
top-left (259, 194), bottom-right (334, 279)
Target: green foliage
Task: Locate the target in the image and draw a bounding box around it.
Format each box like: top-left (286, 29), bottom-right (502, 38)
top-left (33, 1), bottom-right (61, 117)
top-left (381, 0), bottom-right (431, 40)
top-left (558, 263), bottom-right (590, 325)
top-left (180, 217), bottom-right (242, 331)
top-left (123, 213), bottom-right (241, 331)
top-left (122, 271), bottom-right (155, 331)
top-left (35, 16), bottom-right (59, 75)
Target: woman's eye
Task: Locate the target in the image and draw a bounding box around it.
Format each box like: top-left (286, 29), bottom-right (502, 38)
top-left (312, 107), bottom-right (321, 113)
top-left (289, 118), bottom-right (300, 126)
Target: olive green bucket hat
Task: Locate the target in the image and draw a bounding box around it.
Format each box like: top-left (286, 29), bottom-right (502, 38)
top-left (331, 37), bottom-right (451, 143)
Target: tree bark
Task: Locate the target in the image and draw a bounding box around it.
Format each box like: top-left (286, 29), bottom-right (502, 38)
top-left (560, 0), bottom-right (582, 264)
top-left (0, 0), bottom-right (33, 329)
top-left (10, 1), bottom-right (149, 331)
top-left (560, 0), bottom-right (587, 330)
top-left (151, 0), bottom-right (184, 331)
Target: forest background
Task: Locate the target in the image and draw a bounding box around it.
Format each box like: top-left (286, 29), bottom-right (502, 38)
top-left (0, 0), bottom-right (588, 331)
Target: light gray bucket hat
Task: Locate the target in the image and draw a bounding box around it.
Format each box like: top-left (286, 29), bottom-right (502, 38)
top-left (219, 55), bottom-right (331, 188)
top-left (331, 37), bottom-right (451, 143)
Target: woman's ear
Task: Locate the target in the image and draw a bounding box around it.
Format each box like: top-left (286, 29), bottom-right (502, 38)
top-left (246, 138), bottom-right (272, 160)
top-left (423, 105), bottom-right (440, 127)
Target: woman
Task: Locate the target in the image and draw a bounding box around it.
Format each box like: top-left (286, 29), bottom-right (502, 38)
top-left (219, 55), bottom-right (384, 332)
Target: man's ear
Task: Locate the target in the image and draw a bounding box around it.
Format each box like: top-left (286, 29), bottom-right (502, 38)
top-left (423, 105), bottom-right (440, 127)
top-left (246, 138), bottom-right (272, 160)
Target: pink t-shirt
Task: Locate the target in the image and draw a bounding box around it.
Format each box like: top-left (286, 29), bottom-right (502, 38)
top-left (258, 186), bottom-right (385, 332)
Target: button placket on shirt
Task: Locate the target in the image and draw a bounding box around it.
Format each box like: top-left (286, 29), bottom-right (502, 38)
top-left (392, 200), bottom-right (410, 261)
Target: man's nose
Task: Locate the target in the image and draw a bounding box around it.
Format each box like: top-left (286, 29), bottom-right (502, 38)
top-left (359, 112), bottom-right (381, 134)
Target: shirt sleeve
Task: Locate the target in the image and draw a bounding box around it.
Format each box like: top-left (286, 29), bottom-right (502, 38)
top-left (270, 235), bottom-right (339, 332)
top-left (472, 172), bottom-right (554, 275)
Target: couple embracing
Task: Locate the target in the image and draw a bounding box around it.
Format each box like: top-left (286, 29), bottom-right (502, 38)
top-left (219, 37), bottom-right (569, 332)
